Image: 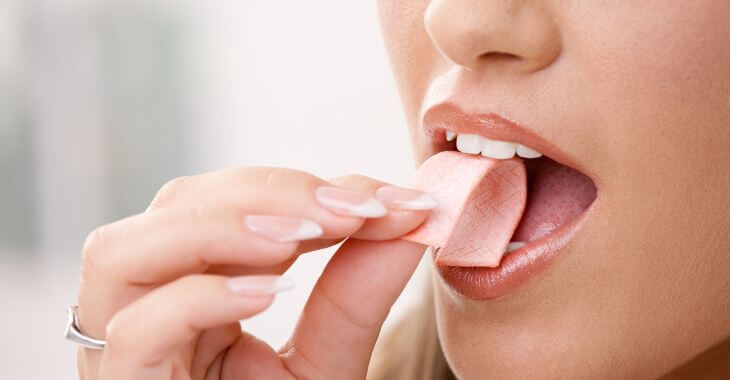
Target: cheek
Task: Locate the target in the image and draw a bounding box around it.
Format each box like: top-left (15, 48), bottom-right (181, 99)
top-left (378, 0), bottom-right (439, 157)
top-left (432, 2), bottom-right (730, 377)
top-left (564, 0), bottom-right (730, 369)
top-left (571, 0), bottom-right (730, 255)
top-left (377, 0), bottom-right (434, 95)
top-left (569, 0), bottom-right (730, 172)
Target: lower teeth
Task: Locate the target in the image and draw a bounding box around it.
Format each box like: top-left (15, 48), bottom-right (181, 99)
top-left (504, 241), bottom-right (526, 254)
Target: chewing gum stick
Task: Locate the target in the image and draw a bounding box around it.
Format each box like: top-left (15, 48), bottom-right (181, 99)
top-left (400, 151), bottom-right (527, 267)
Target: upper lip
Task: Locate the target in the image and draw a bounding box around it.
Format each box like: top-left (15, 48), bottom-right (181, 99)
top-left (422, 102), bottom-right (584, 172)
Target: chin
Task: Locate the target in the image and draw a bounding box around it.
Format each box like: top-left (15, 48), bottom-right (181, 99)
top-left (428, 223), bottom-right (656, 379)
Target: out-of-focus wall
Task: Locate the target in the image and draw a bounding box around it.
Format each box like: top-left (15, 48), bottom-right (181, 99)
top-left (0, 0), bottom-right (428, 378)
top-left (1, 0), bottom-right (32, 248)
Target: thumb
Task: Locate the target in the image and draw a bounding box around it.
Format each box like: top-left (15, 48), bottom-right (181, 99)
top-left (279, 238), bottom-right (426, 379)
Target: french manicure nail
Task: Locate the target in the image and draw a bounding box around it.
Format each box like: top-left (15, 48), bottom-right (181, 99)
top-left (315, 186), bottom-right (387, 218)
top-left (226, 275), bottom-right (295, 296)
top-left (375, 185), bottom-right (438, 210)
top-left (244, 215), bottom-right (323, 242)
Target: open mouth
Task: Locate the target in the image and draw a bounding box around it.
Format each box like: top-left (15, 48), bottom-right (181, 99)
top-left (423, 103), bottom-right (598, 300)
top-left (512, 155), bottom-right (597, 250)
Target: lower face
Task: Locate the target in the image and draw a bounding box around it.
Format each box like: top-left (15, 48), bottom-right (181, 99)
top-left (379, 1), bottom-right (730, 378)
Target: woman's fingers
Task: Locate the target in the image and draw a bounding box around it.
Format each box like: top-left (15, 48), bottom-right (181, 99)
top-left (147, 168), bottom-right (372, 242)
top-left (189, 323), bottom-right (241, 380)
top-left (97, 274), bottom-right (287, 379)
top-left (148, 167), bottom-right (433, 245)
top-left (330, 175), bottom-right (435, 241)
top-left (280, 238), bottom-right (426, 379)
top-left (78, 168), bottom-right (432, 332)
top-left (77, 207), bottom-right (308, 345)
top-left (84, 207), bottom-right (311, 285)
top-left (78, 181), bottom-right (430, 331)
top-left (76, 166), bottom-right (436, 378)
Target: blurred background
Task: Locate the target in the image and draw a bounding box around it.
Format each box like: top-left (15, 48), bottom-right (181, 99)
top-left (0, 0), bottom-right (429, 377)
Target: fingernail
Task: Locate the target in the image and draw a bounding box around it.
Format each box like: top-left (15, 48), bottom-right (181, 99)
top-left (375, 186), bottom-right (438, 210)
top-left (315, 186), bottom-right (387, 218)
top-left (244, 215), bottom-right (323, 242)
top-left (227, 275), bottom-right (295, 296)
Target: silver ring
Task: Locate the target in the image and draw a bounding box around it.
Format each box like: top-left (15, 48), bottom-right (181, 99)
top-left (63, 305), bottom-right (106, 350)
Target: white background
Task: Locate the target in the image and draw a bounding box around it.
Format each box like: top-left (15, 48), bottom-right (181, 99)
top-left (0, 0), bottom-right (430, 378)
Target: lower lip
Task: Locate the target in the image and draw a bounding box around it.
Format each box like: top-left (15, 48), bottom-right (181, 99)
top-left (435, 202), bottom-right (597, 301)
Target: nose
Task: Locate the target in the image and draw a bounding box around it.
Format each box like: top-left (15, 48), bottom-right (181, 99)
top-left (424, 0), bottom-right (561, 72)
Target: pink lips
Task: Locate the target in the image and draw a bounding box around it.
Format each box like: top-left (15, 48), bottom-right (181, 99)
top-left (436, 204), bottom-right (595, 300)
top-left (422, 102), bottom-right (586, 175)
top-left (403, 103), bottom-right (597, 300)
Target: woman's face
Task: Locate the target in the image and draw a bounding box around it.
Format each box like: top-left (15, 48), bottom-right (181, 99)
top-left (378, 1), bottom-right (730, 378)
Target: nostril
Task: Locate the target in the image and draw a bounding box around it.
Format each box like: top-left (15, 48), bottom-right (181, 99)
top-left (479, 51), bottom-right (521, 63)
top-left (423, 0), bottom-right (561, 73)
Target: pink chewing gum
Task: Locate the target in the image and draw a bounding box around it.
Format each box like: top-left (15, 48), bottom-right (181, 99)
top-left (400, 151), bottom-right (527, 267)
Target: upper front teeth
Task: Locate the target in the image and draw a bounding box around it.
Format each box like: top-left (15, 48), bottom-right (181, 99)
top-left (452, 132), bottom-right (542, 159)
top-left (455, 133), bottom-right (483, 154)
top-left (515, 144), bottom-right (542, 158)
top-left (481, 138), bottom-right (517, 159)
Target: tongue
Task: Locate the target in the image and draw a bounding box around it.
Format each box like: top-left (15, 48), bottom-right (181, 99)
top-left (511, 157), bottom-right (597, 242)
top-left (401, 151), bottom-right (527, 267)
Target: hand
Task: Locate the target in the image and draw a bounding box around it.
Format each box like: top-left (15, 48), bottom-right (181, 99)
top-left (76, 166), bottom-right (432, 379)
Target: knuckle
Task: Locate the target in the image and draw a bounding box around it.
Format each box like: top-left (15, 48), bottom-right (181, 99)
top-left (263, 167), bottom-right (288, 188)
top-left (264, 168), bottom-right (294, 187)
top-left (344, 173), bottom-right (372, 182)
top-left (80, 225), bottom-right (111, 281)
top-left (148, 175), bottom-right (192, 210)
top-left (280, 345), bottom-right (330, 380)
top-left (261, 167), bottom-right (317, 190)
top-left (82, 226), bottom-right (105, 256)
top-left (228, 165), bottom-right (259, 176)
top-left (330, 174), bottom-right (384, 189)
top-left (219, 166), bottom-right (287, 186)
top-left (185, 203), bottom-right (213, 224)
top-left (103, 310), bottom-right (130, 350)
top-left (230, 166), bottom-right (323, 198)
top-left (103, 315), bottom-right (142, 363)
top-left (314, 283), bottom-right (380, 330)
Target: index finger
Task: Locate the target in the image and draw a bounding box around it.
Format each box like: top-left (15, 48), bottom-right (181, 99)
top-left (77, 169), bottom-right (431, 340)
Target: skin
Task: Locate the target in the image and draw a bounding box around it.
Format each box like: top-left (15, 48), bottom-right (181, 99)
top-left (77, 169), bottom-right (432, 379)
top-left (76, 0), bottom-right (730, 378)
top-left (378, 0), bottom-right (730, 378)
